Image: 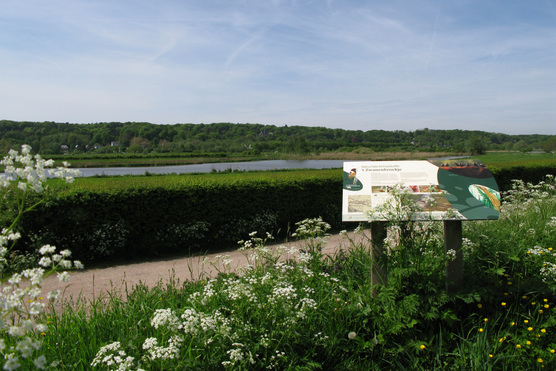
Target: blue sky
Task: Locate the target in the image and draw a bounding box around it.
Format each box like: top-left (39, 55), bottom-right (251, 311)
top-left (1, 0), bottom-right (555, 135)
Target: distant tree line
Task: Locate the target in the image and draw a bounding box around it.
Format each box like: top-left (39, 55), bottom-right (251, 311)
top-left (0, 120), bottom-right (553, 156)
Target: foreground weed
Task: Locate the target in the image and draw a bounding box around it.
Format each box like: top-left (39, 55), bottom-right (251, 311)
top-left (0, 145), bottom-right (82, 370)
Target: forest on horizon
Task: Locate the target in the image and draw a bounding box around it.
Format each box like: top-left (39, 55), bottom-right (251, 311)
top-left (1, 120), bottom-right (554, 156)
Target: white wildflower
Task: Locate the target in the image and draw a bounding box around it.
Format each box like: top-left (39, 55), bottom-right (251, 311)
top-left (150, 308), bottom-right (181, 331)
top-left (3, 354), bottom-right (20, 370)
top-left (8, 273), bottom-right (22, 285)
top-left (8, 326), bottom-right (24, 337)
top-left (446, 249), bottom-right (457, 260)
top-left (38, 256), bottom-right (52, 267)
top-left (34, 355), bottom-right (47, 369)
top-left (57, 271), bottom-right (70, 283)
top-left (39, 245), bottom-right (56, 255)
top-left (47, 289), bottom-right (60, 300)
top-left (91, 341), bottom-right (135, 370)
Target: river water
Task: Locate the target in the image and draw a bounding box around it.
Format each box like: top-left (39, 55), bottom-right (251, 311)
top-left (76, 159), bottom-right (346, 177)
top-left (74, 156), bottom-right (470, 177)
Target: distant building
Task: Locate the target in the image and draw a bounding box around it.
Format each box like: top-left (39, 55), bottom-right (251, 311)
top-left (60, 144), bottom-right (69, 152)
top-left (110, 141), bottom-right (119, 147)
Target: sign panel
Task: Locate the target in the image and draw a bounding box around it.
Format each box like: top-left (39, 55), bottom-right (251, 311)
top-left (342, 159), bottom-right (500, 222)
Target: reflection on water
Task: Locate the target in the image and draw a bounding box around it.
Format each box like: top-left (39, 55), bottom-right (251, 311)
top-left (77, 160), bottom-right (346, 177)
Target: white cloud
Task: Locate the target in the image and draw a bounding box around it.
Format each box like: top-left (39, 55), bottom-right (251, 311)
top-left (0, 0), bottom-right (554, 134)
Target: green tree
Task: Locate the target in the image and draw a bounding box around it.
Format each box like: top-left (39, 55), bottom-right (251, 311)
top-left (466, 135), bottom-right (486, 155)
top-left (543, 136), bottom-right (556, 153)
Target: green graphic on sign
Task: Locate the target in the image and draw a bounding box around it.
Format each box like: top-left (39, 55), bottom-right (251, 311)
top-left (434, 159), bottom-right (500, 220)
top-left (343, 168), bottom-right (363, 191)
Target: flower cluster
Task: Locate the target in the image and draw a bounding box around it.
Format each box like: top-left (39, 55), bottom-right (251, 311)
top-left (525, 245), bottom-right (556, 285)
top-left (0, 145), bottom-right (82, 370)
top-left (0, 144), bottom-right (80, 192)
top-left (142, 336), bottom-right (183, 361)
top-left (502, 175), bottom-right (556, 215)
top-left (222, 343), bottom-right (255, 368)
top-left (90, 342), bottom-right (137, 371)
top-left (291, 217), bottom-right (331, 239)
top-left (91, 227), bottom-right (342, 369)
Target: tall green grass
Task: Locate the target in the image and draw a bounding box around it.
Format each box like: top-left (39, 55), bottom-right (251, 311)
top-left (13, 176), bottom-right (556, 369)
top-left (476, 151), bottom-right (556, 167)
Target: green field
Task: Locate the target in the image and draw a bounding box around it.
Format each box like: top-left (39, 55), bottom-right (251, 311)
top-left (475, 151), bottom-right (556, 167)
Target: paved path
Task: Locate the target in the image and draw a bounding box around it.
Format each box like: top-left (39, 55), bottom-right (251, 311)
top-left (41, 231), bottom-right (371, 306)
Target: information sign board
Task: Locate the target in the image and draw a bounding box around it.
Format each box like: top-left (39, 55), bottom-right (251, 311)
top-left (342, 159), bottom-right (500, 222)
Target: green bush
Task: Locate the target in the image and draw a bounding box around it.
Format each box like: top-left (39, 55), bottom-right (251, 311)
top-left (489, 163), bottom-right (556, 191)
top-left (13, 171), bottom-right (342, 264)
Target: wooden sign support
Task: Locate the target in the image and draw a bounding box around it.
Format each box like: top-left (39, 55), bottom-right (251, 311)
top-left (370, 221), bottom-right (388, 297)
top-left (444, 220), bottom-right (463, 292)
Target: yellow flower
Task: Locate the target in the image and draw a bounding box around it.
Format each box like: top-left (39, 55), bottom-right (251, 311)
top-left (507, 282), bottom-right (512, 285)
top-left (532, 302), bottom-right (537, 305)
top-left (544, 298), bottom-right (549, 302)
top-left (541, 329), bottom-right (546, 333)
top-left (527, 341), bottom-right (532, 345)
top-left (524, 320), bottom-right (529, 324)
top-left (478, 304), bottom-right (483, 309)
top-left (484, 318), bottom-right (488, 322)
top-left (539, 310), bottom-right (544, 314)
top-left (550, 349), bottom-right (555, 354)
top-left (489, 354), bottom-right (493, 358)
top-left (516, 344), bottom-right (522, 349)
top-left (504, 292), bottom-right (509, 296)
top-left (501, 302), bottom-right (507, 306)
top-left (528, 327), bottom-right (533, 331)
top-left (511, 322), bottom-right (515, 326)
top-left (544, 304), bottom-right (549, 308)
top-left (420, 345), bottom-right (426, 350)
top-left (523, 295), bottom-right (528, 299)
top-left (538, 358), bottom-right (543, 363)
top-left (479, 328), bottom-right (484, 333)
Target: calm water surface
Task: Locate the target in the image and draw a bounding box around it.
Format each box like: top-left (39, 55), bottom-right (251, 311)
top-left (76, 160), bottom-right (346, 177)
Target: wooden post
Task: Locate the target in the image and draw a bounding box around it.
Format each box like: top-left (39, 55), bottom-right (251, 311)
top-left (444, 220), bottom-right (463, 292)
top-left (371, 221), bottom-right (388, 297)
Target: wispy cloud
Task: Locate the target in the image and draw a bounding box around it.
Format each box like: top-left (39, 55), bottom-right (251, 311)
top-left (0, 0), bottom-right (554, 134)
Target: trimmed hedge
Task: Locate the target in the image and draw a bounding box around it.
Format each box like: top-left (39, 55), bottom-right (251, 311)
top-left (15, 170), bottom-right (343, 264)
top-left (488, 164), bottom-right (555, 191)
top-left (8, 164), bottom-right (556, 264)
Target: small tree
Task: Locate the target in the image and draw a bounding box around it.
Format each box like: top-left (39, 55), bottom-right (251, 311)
top-left (543, 136), bottom-right (556, 153)
top-left (466, 135), bottom-right (486, 155)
